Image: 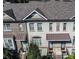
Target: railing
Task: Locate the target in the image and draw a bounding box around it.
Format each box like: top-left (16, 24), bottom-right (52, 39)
top-left (48, 48), bottom-right (53, 52)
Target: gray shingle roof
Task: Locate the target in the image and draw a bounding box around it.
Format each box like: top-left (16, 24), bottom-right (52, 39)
top-left (3, 0), bottom-right (75, 20)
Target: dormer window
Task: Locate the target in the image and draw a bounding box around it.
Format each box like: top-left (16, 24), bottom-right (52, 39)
top-left (24, 9), bottom-right (47, 20)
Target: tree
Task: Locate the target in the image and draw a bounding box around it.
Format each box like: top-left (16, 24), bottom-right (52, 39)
top-left (3, 48), bottom-right (13, 59)
top-left (65, 54), bottom-right (75, 59)
top-left (3, 48), bottom-right (19, 59)
top-left (27, 43), bottom-right (41, 59)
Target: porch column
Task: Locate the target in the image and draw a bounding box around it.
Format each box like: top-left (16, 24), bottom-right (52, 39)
top-left (48, 41), bottom-right (51, 48)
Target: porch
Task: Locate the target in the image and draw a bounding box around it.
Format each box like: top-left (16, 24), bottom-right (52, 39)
top-left (46, 33), bottom-right (71, 59)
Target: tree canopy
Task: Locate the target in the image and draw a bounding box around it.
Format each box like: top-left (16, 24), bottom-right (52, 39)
top-left (65, 54), bottom-right (75, 59)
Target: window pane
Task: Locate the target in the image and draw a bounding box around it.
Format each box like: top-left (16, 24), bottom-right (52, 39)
top-left (37, 23), bottom-right (42, 31)
top-left (63, 23), bottom-right (66, 31)
top-left (8, 40), bottom-right (13, 46)
top-left (3, 38), bottom-right (15, 50)
top-left (61, 43), bottom-right (65, 48)
top-left (6, 24), bottom-right (10, 30)
top-left (32, 37), bottom-right (41, 46)
top-left (3, 39), bottom-right (9, 48)
top-left (49, 23), bottom-right (52, 31)
top-left (3, 23), bottom-right (11, 31)
top-left (73, 22), bottom-right (75, 31)
top-left (21, 41), bottom-right (28, 52)
top-left (73, 36), bottom-right (75, 45)
top-left (56, 23), bottom-right (60, 31)
top-left (3, 24), bottom-right (6, 31)
top-left (29, 23), bottom-right (34, 31)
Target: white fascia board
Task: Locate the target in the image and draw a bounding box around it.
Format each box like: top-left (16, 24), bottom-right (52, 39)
top-left (23, 10), bottom-right (48, 20)
top-left (3, 12), bottom-right (15, 21)
top-left (34, 10), bottom-right (48, 20)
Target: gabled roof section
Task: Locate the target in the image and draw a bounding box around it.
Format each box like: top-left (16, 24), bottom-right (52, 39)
top-left (3, 9), bottom-right (16, 21)
top-left (23, 8), bottom-right (48, 20)
top-left (3, 0), bottom-right (75, 20)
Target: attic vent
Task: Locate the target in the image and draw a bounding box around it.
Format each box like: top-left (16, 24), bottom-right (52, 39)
top-left (63, 0), bottom-right (71, 2)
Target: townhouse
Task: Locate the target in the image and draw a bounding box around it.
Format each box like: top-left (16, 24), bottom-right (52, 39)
top-left (3, 10), bottom-right (28, 52)
top-left (3, 0), bottom-right (75, 59)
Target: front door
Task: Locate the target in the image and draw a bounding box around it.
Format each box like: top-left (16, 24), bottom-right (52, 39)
top-left (53, 43), bottom-right (62, 55)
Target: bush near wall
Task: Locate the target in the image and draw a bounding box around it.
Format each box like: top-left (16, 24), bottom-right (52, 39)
top-left (65, 54), bottom-right (75, 59)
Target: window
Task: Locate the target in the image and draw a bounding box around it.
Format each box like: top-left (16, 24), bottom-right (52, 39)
top-left (73, 22), bottom-right (75, 31)
top-left (19, 24), bottom-right (23, 31)
top-left (61, 43), bottom-right (65, 49)
top-left (21, 41), bottom-right (28, 52)
top-left (29, 23), bottom-right (34, 31)
top-left (49, 23), bottom-right (52, 31)
top-left (37, 23), bottom-right (42, 31)
top-left (32, 37), bottom-right (41, 46)
top-left (72, 49), bottom-right (75, 54)
top-left (72, 36), bottom-right (75, 45)
top-left (63, 23), bottom-right (66, 31)
top-left (3, 23), bottom-right (11, 31)
top-left (3, 38), bottom-right (15, 50)
top-left (56, 23), bottom-right (60, 31)
top-left (8, 40), bottom-right (13, 46)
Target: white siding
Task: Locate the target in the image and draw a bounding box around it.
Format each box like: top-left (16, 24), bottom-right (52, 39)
top-left (27, 22), bottom-right (75, 55)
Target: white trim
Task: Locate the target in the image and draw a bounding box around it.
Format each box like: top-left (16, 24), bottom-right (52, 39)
top-left (23, 10), bottom-right (48, 20)
top-left (3, 12), bottom-right (15, 21)
top-left (70, 16), bottom-right (75, 19)
top-left (15, 40), bottom-right (26, 41)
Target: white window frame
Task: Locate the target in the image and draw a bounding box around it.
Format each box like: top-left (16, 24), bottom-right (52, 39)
top-left (63, 23), bottom-right (67, 31)
top-left (3, 38), bottom-right (15, 50)
top-left (29, 23), bottom-right (34, 31)
top-left (61, 43), bottom-right (65, 49)
top-left (56, 22), bottom-right (60, 31)
top-left (3, 23), bottom-right (12, 31)
top-left (72, 36), bottom-right (75, 45)
top-left (21, 41), bottom-right (28, 52)
top-left (37, 23), bottom-right (42, 31)
top-left (49, 23), bottom-right (53, 31)
top-left (32, 37), bottom-right (41, 46)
